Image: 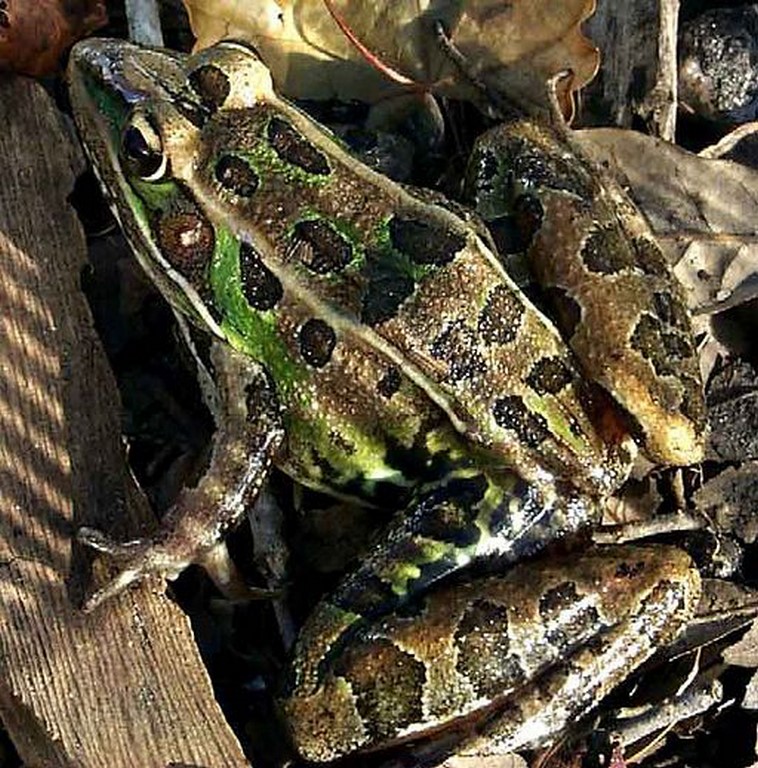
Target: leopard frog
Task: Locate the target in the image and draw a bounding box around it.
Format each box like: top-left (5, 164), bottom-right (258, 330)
top-left (68, 38), bottom-right (705, 762)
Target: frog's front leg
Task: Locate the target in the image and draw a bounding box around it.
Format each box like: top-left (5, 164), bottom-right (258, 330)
top-left (79, 342), bottom-right (284, 611)
top-left (284, 543), bottom-right (700, 763)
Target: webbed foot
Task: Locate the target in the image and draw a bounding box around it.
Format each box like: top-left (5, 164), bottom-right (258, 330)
top-left (78, 526), bottom-right (201, 611)
top-left (78, 527), bottom-right (279, 611)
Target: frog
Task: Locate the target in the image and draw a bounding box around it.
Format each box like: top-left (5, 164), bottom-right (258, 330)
top-left (67, 37), bottom-right (706, 763)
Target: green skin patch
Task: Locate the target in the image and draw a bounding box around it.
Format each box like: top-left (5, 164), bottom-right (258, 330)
top-left (211, 225), bottom-right (303, 397)
top-left (211, 226), bottom-right (409, 491)
top-left (237, 118), bottom-right (333, 190)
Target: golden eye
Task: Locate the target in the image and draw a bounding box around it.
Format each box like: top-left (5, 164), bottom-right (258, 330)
top-left (120, 113), bottom-right (167, 181)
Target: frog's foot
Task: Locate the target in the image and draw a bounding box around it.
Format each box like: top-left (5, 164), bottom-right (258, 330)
top-left (78, 526), bottom-right (184, 611)
top-left (79, 528), bottom-right (279, 611)
top-left (78, 348), bottom-right (284, 612)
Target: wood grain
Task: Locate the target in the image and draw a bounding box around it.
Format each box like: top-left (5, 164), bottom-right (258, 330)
top-left (0, 76), bottom-right (249, 767)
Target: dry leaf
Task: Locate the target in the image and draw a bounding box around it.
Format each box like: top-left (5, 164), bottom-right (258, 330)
top-left (707, 360), bottom-right (758, 463)
top-left (723, 620), bottom-right (758, 668)
top-left (574, 128), bottom-right (758, 316)
top-left (0, 0), bottom-right (107, 77)
top-left (184, 0), bottom-right (598, 117)
top-left (693, 463), bottom-right (758, 545)
top-left (447, 0), bottom-right (599, 119)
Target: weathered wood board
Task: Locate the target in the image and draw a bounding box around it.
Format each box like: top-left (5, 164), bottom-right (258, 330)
top-left (0, 75), bottom-right (249, 768)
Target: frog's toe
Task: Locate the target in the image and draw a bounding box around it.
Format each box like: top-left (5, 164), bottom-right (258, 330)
top-left (77, 527), bottom-right (191, 612)
top-left (195, 541), bottom-right (281, 602)
top-left (78, 528), bottom-right (279, 611)
top-left (78, 526), bottom-right (149, 557)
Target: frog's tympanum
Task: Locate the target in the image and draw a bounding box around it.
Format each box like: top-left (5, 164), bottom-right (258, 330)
top-left (68, 39), bottom-right (706, 762)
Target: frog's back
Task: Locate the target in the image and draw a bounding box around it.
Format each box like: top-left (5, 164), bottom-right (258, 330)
top-left (69, 39), bottom-right (633, 498)
top-left (159, 45), bottom-right (622, 498)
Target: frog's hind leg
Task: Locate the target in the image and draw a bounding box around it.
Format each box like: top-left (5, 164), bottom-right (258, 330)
top-left (282, 468), bottom-right (600, 761)
top-left (328, 469), bottom-right (597, 624)
top-left (462, 545), bottom-right (701, 758)
top-left (284, 543), bottom-right (700, 763)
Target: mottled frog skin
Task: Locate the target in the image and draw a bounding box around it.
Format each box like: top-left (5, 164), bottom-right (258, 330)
top-left (68, 38), bottom-right (705, 762)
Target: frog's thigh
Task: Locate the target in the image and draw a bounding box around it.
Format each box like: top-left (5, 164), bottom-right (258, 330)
top-left (80, 343), bottom-right (284, 610)
top-left (286, 544), bottom-right (699, 761)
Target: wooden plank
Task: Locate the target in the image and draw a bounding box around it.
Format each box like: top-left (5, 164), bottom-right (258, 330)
top-left (0, 76), bottom-right (249, 768)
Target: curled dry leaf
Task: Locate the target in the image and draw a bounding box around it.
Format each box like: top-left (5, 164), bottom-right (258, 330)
top-left (184, 0), bottom-right (598, 118)
top-left (0, 0), bottom-right (106, 77)
top-left (573, 128), bottom-right (758, 317)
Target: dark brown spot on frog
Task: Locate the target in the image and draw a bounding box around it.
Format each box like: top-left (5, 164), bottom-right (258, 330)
top-left (389, 216), bottom-right (466, 266)
top-left (299, 318), bottom-right (336, 368)
top-left (430, 321), bottom-right (486, 382)
top-left (580, 224), bottom-right (636, 275)
top-left (415, 500), bottom-right (480, 549)
top-left (583, 632), bottom-right (610, 657)
top-left (539, 581), bottom-right (581, 618)
top-left (478, 285), bottom-right (525, 345)
top-left (334, 572), bottom-right (400, 618)
top-left (188, 64), bottom-right (230, 111)
top-left (360, 248), bottom-right (416, 326)
top-left (293, 219), bottom-right (353, 274)
top-left (653, 291), bottom-right (690, 332)
top-left (376, 366), bottom-right (402, 399)
top-left (540, 581), bottom-right (600, 655)
top-left (215, 154), bottom-right (259, 197)
top-left (267, 117), bottom-right (330, 175)
top-left (544, 286), bottom-right (582, 340)
top-left (155, 211), bottom-right (215, 277)
top-left (615, 560), bottom-right (646, 579)
top-left (333, 638), bottom-right (424, 742)
top-left (454, 599), bottom-right (526, 698)
top-left (414, 475), bottom-right (487, 547)
top-left (239, 242), bottom-right (283, 310)
top-left (512, 193), bottom-right (544, 247)
top-left (630, 314), bottom-right (692, 377)
top-left (474, 147), bottom-right (500, 186)
top-left (634, 235), bottom-right (669, 276)
top-left (492, 396), bottom-right (550, 448)
top-left (526, 356), bottom-right (574, 396)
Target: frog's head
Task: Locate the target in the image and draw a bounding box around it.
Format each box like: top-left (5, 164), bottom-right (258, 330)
top-left (68, 38), bottom-right (273, 336)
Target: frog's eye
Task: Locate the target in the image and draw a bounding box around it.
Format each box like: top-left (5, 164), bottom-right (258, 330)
top-left (120, 114), bottom-right (167, 182)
